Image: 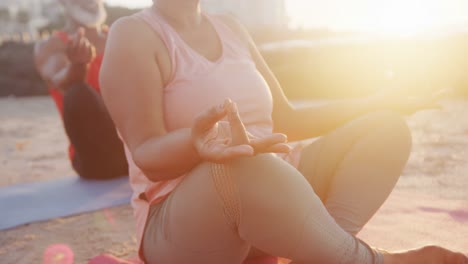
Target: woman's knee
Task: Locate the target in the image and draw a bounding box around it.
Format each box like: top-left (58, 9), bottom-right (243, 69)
top-left (208, 155), bottom-right (315, 226)
top-left (346, 111), bottom-right (412, 152)
top-left (229, 154), bottom-right (314, 212)
top-left (364, 111), bottom-right (412, 152)
top-left (144, 163), bottom-right (250, 263)
top-left (230, 154), bottom-right (300, 185)
top-left (347, 112), bottom-right (413, 183)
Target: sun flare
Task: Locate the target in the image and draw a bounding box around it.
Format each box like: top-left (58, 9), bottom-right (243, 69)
top-left (287, 0), bottom-right (468, 34)
top-left (103, 0), bottom-right (468, 34)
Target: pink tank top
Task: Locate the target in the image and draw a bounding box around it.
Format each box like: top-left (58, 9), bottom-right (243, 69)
top-left (126, 8), bottom-right (303, 256)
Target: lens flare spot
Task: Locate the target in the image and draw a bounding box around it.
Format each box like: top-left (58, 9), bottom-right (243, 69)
top-left (43, 244), bottom-right (74, 264)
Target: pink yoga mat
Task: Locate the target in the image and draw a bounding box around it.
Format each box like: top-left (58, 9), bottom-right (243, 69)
top-left (88, 255), bottom-right (285, 264)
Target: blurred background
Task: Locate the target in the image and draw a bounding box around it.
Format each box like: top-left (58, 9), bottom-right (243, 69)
top-left (1, 2), bottom-right (467, 262)
top-left (1, 0), bottom-right (468, 99)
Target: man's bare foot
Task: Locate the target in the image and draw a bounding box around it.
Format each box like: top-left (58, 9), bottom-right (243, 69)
top-left (383, 246), bottom-right (468, 264)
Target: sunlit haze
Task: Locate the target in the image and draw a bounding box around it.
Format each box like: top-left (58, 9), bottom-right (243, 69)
top-left (105, 0), bottom-right (468, 34)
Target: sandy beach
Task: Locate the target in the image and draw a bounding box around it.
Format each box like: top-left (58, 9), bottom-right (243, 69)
top-left (0, 96), bottom-right (467, 263)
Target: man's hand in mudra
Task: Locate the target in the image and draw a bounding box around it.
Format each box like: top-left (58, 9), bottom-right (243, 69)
top-left (191, 99), bottom-right (291, 163)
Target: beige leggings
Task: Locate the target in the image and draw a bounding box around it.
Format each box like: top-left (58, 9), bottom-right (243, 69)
top-left (142, 112), bottom-right (412, 264)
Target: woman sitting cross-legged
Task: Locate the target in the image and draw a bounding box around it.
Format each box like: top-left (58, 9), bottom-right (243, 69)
top-left (99, 0), bottom-right (468, 263)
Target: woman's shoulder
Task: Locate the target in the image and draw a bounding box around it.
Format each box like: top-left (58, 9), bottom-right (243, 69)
top-left (103, 13), bottom-right (172, 86)
top-left (109, 14), bottom-right (150, 39)
top-left (107, 13), bottom-right (166, 52)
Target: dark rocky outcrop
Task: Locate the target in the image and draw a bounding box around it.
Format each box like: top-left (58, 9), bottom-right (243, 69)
top-left (1, 28), bottom-right (468, 99)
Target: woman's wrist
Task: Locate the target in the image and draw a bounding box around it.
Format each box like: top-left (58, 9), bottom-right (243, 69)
top-left (67, 62), bottom-right (89, 86)
top-left (189, 128), bottom-right (202, 161)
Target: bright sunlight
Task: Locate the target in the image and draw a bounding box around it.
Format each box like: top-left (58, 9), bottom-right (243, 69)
top-left (287, 0), bottom-right (468, 34)
top-left (104, 0), bottom-right (468, 34)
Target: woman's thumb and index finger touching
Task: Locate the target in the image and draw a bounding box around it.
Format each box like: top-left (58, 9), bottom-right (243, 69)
top-left (192, 100), bottom-right (230, 136)
top-left (226, 100), bottom-right (290, 154)
top-left (192, 99), bottom-right (254, 161)
top-left (194, 99), bottom-right (290, 161)
top-left (194, 98), bottom-right (250, 142)
top-left (227, 101), bottom-right (250, 145)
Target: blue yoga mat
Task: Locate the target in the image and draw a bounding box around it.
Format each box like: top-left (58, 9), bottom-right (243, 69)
top-left (0, 176), bottom-right (132, 230)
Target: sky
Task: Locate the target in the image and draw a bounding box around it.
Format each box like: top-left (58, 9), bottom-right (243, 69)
top-left (104, 0), bottom-right (468, 33)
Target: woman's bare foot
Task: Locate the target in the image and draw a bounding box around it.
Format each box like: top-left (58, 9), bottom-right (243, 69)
top-left (383, 246), bottom-right (468, 264)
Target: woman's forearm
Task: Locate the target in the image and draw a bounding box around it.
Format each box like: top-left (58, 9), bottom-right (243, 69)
top-left (50, 63), bottom-right (89, 90)
top-left (132, 128), bottom-right (201, 182)
top-left (278, 97), bottom-right (382, 141)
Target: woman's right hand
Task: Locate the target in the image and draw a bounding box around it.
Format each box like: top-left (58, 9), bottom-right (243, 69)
top-left (192, 99), bottom-right (290, 163)
top-left (65, 27), bottom-right (96, 88)
top-left (191, 100), bottom-right (255, 163)
top-left (66, 27), bottom-right (96, 65)
top-left (383, 246), bottom-right (468, 264)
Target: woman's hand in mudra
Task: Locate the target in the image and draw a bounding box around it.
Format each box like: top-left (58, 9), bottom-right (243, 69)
top-left (192, 100), bottom-right (290, 163)
top-left (226, 101), bottom-right (291, 154)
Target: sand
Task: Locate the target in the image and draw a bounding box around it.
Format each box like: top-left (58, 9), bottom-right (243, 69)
top-left (0, 96), bottom-right (467, 263)
top-left (0, 97), bottom-right (137, 264)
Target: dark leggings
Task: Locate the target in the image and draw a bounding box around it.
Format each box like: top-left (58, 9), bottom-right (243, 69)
top-left (62, 83), bottom-right (128, 180)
